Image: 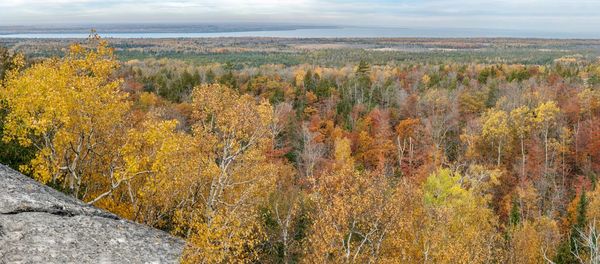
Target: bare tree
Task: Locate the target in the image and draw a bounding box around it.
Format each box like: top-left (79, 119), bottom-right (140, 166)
top-left (270, 102), bottom-right (294, 148)
top-left (299, 124), bottom-right (324, 179)
top-left (572, 220), bottom-right (600, 264)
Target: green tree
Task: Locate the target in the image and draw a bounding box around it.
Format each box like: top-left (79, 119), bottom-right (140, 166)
top-left (205, 69), bottom-right (215, 84)
top-left (0, 46), bottom-right (19, 83)
top-left (555, 191), bottom-right (588, 264)
top-left (510, 199), bottom-right (521, 227)
top-left (303, 69), bottom-right (316, 92)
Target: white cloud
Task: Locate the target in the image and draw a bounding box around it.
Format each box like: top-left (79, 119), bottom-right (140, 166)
top-left (1, 0), bottom-right (600, 33)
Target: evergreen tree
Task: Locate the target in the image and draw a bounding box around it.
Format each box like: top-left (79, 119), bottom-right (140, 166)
top-left (0, 101), bottom-right (36, 171)
top-left (303, 69), bottom-right (316, 92)
top-left (218, 64), bottom-right (238, 90)
top-left (0, 46), bottom-right (17, 82)
top-left (555, 191), bottom-right (588, 264)
top-left (204, 69), bottom-right (215, 84)
top-left (509, 199), bottom-right (521, 227)
top-left (356, 60), bottom-right (370, 75)
top-left (575, 191), bottom-right (589, 231)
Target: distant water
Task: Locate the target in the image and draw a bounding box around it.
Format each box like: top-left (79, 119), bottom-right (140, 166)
top-left (0, 27), bottom-right (598, 39)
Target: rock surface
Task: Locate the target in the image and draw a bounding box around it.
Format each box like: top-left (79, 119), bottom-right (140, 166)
top-left (0, 164), bottom-right (185, 264)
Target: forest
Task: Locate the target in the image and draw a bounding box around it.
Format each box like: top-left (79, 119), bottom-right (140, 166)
top-left (0, 35), bottom-right (599, 263)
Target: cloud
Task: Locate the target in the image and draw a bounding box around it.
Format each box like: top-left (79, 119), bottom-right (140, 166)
top-left (1, 0), bottom-right (600, 33)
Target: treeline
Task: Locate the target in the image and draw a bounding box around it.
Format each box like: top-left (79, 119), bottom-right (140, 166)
top-left (4, 37), bottom-right (600, 67)
top-left (116, 48), bottom-right (581, 67)
top-left (1, 38), bottom-right (600, 263)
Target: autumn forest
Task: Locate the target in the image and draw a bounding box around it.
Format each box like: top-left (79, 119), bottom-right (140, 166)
top-left (1, 35), bottom-right (600, 263)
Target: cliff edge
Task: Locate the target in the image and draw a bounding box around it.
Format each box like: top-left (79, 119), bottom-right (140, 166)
top-left (0, 164), bottom-right (185, 263)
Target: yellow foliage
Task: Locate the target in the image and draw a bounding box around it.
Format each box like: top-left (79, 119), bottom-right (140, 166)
top-left (509, 217), bottom-right (560, 264)
top-left (587, 187), bottom-right (600, 223)
top-left (395, 118), bottom-right (419, 138)
top-left (54, 82), bottom-right (283, 263)
top-left (578, 88), bottom-right (600, 116)
top-left (510, 106), bottom-right (534, 138)
top-left (294, 69), bottom-right (306, 87)
top-left (137, 92), bottom-right (160, 110)
top-left (1, 37), bottom-right (129, 199)
top-left (482, 108), bottom-right (510, 165)
top-left (420, 168), bottom-right (504, 263)
top-left (307, 166), bottom-right (419, 263)
top-left (305, 91), bottom-right (318, 104)
top-left (333, 137), bottom-right (354, 170)
top-left (421, 74), bottom-right (431, 86)
top-left (482, 108), bottom-right (510, 141)
top-left (178, 83), bottom-right (277, 262)
top-left (533, 101), bottom-right (560, 128)
top-left (182, 211), bottom-right (265, 264)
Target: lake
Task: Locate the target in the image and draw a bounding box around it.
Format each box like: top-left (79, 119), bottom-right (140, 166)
top-left (0, 27), bottom-right (597, 39)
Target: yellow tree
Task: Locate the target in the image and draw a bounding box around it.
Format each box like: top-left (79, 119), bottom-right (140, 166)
top-left (180, 83), bottom-right (279, 263)
top-left (421, 74), bottom-right (431, 87)
top-left (533, 101), bottom-right (560, 175)
top-left (482, 108), bottom-right (510, 167)
top-left (420, 168), bottom-right (503, 263)
top-left (508, 217), bottom-right (560, 264)
top-left (0, 36), bottom-right (130, 200)
top-left (108, 116), bottom-right (197, 224)
top-left (510, 106), bottom-right (534, 182)
top-left (307, 137), bottom-right (417, 263)
top-left (395, 118), bottom-right (420, 172)
top-left (86, 83), bottom-right (280, 263)
top-left (587, 187), bottom-right (600, 223)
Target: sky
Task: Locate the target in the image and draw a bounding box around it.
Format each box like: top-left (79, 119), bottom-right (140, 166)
top-left (1, 0), bottom-right (600, 33)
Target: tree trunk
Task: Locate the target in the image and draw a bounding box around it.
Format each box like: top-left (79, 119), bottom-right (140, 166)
top-left (497, 142), bottom-right (502, 167)
top-left (521, 137), bottom-right (526, 182)
top-left (544, 130), bottom-right (549, 176)
top-left (409, 137), bottom-right (413, 171)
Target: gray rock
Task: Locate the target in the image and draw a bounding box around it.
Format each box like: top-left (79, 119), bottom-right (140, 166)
top-left (0, 164), bottom-right (185, 264)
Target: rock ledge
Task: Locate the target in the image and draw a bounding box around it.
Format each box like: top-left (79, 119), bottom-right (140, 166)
top-left (0, 164), bottom-right (185, 263)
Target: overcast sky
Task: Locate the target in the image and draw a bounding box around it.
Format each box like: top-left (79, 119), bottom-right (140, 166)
top-left (1, 0), bottom-right (599, 33)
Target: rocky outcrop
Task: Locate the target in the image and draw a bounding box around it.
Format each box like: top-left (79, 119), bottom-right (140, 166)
top-left (0, 164), bottom-right (185, 263)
